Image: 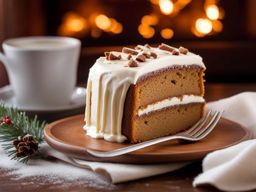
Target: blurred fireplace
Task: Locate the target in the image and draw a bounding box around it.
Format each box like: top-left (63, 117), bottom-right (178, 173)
top-left (0, 0), bottom-right (256, 84)
top-left (45, 0), bottom-right (254, 46)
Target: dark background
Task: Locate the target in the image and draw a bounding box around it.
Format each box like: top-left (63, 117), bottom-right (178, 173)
top-left (0, 0), bottom-right (256, 86)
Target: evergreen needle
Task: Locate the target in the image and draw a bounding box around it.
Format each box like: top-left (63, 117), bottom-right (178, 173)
top-left (0, 102), bottom-right (47, 163)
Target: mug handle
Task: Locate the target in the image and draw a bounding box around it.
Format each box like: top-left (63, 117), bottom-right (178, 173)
top-left (0, 52), bottom-right (8, 66)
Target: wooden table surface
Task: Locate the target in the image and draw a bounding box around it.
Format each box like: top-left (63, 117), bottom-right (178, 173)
top-left (1, 83), bottom-right (256, 192)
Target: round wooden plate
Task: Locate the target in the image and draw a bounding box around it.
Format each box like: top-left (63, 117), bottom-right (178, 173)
top-left (44, 115), bottom-right (251, 164)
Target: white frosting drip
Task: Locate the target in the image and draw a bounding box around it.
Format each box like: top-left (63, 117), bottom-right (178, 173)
top-left (84, 45), bottom-right (205, 143)
top-left (138, 95), bottom-right (205, 116)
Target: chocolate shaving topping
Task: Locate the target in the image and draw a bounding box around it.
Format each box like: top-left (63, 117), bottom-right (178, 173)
top-left (127, 59), bottom-right (138, 67)
top-left (158, 43), bottom-right (175, 53)
top-left (104, 52), bottom-right (110, 57)
top-left (135, 53), bottom-right (146, 62)
top-left (144, 44), bottom-right (151, 49)
top-left (106, 52), bottom-right (122, 60)
top-left (179, 46), bottom-right (188, 54)
top-left (122, 47), bottom-right (139, 55)
top-left (150, 52), bottom-right (157, 59)
top-left (172, 49), bottom-right (180, 56)
top-left (135, 44), bottom-right (150, 51)
top-left (127, 54), bottom-right (132, 60)
top-left (142, 51), bottom-right (151, 58)
top-left (105, 43), bottom-right (183, 63)
top-left (135, 45), bottom-right (143, 51)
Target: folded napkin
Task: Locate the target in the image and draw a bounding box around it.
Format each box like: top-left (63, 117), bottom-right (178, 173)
top-left (194, 92), bottom-right (256, 191)
top-left (43, 146), bottom-right (189, 183)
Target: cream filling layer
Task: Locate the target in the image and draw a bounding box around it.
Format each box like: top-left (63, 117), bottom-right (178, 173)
top-left (138, 95), bottom-right (205, 116)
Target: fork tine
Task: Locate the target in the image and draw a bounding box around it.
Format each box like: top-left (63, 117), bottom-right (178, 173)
top-left (188, 111), bottom-right (216, 137)
top-left (189, 111), bottom-right (219, 137)
top-left (195, 111), bottom-right (223, 139)
top-left (192, 111), bottom-right (221, 137)
top-left (184, 111), bottom-right (212, 135)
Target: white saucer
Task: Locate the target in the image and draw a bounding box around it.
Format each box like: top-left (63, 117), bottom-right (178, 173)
top-left (0, 85), bottom-right (86, 113)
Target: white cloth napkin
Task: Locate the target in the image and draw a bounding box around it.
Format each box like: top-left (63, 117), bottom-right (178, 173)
top-left (193, 92), bottom-right (256, 191)
top-left (43, 146), bottom-right (189, 183)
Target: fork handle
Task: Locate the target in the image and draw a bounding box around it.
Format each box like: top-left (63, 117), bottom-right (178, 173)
top-left (86, 135), bottom-right (191, 158)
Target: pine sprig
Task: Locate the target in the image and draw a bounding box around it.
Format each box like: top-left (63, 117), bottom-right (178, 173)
top-left (0, 102), bottom-right (47, 163)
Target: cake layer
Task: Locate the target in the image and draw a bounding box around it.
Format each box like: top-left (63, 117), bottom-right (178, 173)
top-left (123, 103), bottom-right (204, 143)
top-left (135, 65), bottom-right (204, 109)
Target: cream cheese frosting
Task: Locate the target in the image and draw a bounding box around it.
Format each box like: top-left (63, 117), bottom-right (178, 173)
top-left (84, 45), bottom-right (205, 143)
top-left (138, 95), bottom-right (205, 116)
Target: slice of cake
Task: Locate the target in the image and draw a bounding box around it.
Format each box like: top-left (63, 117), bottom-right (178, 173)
top-left (84, 43), bottom-right (205, 143)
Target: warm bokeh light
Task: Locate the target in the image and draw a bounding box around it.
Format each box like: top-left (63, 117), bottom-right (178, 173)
top-left (58, 12), bottom-right (87, 36)
top-left (94, 15), bottom-right (123, 34)
top-left (138, 24), bottom-right (155, 38)
top-left (95, 14), bottom-right (111, 30)
top-left (59, 1), bottom-right (224, 39)
top-left (68, 18), bottom-right (86, 32)
top-left (219, 7), bottom-right (225, 19)
top-left (141, 14), bottom-right (159, 26)
top-left (150, 0), bottom-right (159, 5)
top-left (109, 19), bottom-right (123, 34)
top-left (195, 18), bottom-right (212, 34)
top-left (159, 0), bottom-right (174, 15)
top-left (212, 20), bottom-right (223, 32)
top-left (191, 27), bottom-right (205, 37)
top-left (206, 5), bottom-right (219, 20)
top-left (173, 0), bottom-right (191, 15)
top-left (88, 14), bottom-right (98, 25)
top-left (160, 28), bottom-right (174, 39)
top-left (178, 0), bottom-right (191, 5)
top-left (114, 24), bottom-right (123, 34)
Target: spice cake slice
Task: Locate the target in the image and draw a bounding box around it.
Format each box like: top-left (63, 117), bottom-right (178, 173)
top-left (84, 43), bottom-right (205, 143)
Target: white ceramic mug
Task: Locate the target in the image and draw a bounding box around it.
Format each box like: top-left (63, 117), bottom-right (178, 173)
top-left (0, 36), bottom-right (81, 108)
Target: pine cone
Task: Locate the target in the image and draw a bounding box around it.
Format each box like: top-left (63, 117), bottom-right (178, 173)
top-left (13, 134), bottom-right (38, 158)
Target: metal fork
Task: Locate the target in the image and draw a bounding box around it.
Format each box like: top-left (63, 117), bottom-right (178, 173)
top-left (87, 110), bottom-right (223, 158)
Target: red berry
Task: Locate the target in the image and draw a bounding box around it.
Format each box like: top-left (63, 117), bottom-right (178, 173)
top-left (2, 116), bottom-right (13, 125)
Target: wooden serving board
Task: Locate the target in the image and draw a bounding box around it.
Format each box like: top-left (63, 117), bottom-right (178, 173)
top-left (44, 115), bottom-right (250, 164)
